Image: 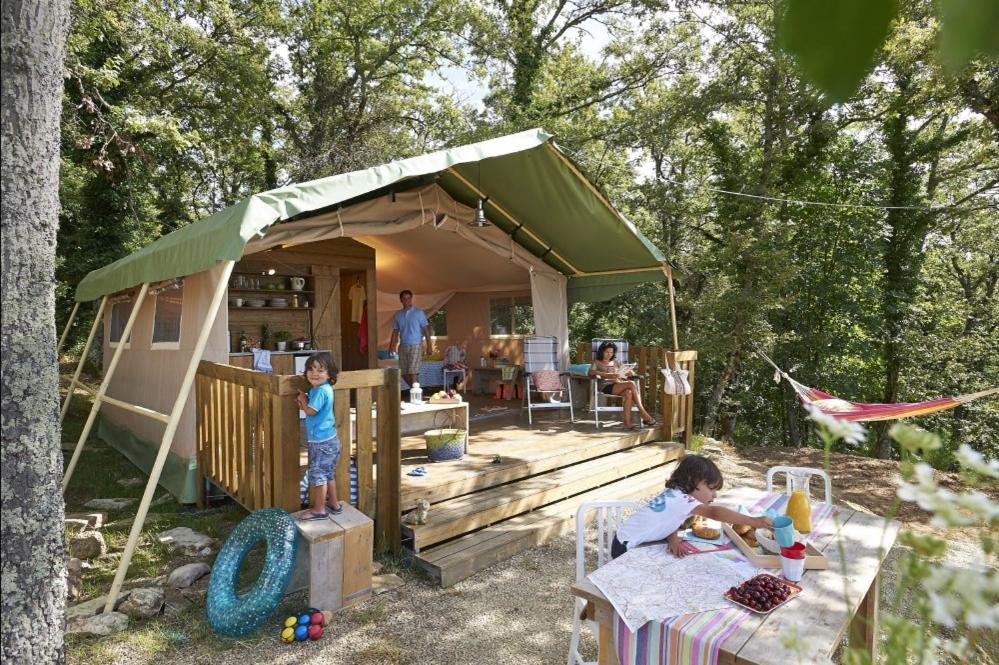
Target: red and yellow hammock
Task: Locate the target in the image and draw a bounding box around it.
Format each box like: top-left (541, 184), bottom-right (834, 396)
top-left (784, 376), bottom-right (999, 422)
top-left (755, 349), bottom-right (998, 422)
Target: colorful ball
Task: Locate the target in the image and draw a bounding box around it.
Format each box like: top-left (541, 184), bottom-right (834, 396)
top-left (308, 624), bottom-right (323, 640)
top-left (284, 616), bottom-right (297, 628)
top-left (298, 614), bottom-right (311, 625)
top-left (294, 625), bottom-right (309, 641)
top-left (281, 627), bottom-right (295, 643)
top-left (310, 612), bottom-right (324, 625)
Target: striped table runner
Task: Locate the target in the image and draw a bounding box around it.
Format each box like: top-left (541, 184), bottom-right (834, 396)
top-left (613, 493), bottom-right (836, 665)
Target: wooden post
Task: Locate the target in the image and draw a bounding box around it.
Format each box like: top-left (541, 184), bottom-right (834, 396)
top-left (665, 262), bottom-right (679, 352)
top-left (63, 286), bottom-right (148, 490)
top-left (103, 261), bottom-right (234, 613)
top-left (57, 301), bottom-right (80, 355)
top-left (273, 374), bottom-right (304, 512)
top-left (849, 571), bottom-right (880, 661)
top-left (375, 368), bottom-right (401, 553)
top-left (60, 296), bottom-right (108, 422)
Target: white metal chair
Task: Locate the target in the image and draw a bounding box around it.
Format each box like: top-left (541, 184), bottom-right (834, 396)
top-left (523, 336), bottom-right (574, 425)
top-left (589, 338), bottom-right (641, 429)
top-left (766, 466), bottom-right (833, 504)
top-left (567, 500), bottom-right (641, 665)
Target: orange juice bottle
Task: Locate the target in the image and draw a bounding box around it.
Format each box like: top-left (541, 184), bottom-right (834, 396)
top-left (785, 473), bottom-right (812, 534)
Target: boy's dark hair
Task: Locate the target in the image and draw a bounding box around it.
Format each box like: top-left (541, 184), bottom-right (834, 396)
top-left (596, 341), bottom-right (617, 362)
top-left (399, 289), bottom-right (413, 299)
top-left (665, 455), bottom-right (723, 494)
top-left (303, 351), bottom-right (339, 386)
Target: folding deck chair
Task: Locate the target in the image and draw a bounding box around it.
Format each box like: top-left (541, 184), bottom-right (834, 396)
top-left (589, 338), bottom-right (641, 429)
top-left (523, 336), bottom-right (574, 426)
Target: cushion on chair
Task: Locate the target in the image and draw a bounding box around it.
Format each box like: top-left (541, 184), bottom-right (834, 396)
top-left (533, 370), bottom-right (562, 392)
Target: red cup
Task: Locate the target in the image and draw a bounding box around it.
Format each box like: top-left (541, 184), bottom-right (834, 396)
top-left (780, 542), bottom-right (806, 559)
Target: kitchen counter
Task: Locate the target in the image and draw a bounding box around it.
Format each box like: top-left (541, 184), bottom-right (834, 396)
top-left (227, 349), bottom-right (332, 374)
top-left (228, 350), bottom-right (319, 357)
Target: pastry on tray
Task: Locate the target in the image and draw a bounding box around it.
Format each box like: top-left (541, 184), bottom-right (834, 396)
top-left (742, 530), bottom-right (759, 547)
top-left (733, 523), bottom-right (753, 536)
top-left (691, 517), bottom-right (721, 540)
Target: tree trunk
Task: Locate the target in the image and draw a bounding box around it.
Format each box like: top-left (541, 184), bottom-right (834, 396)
top-left (703, 344), bottom-right (741, 437)
top-left (1, 0), bottom-right (72, 661)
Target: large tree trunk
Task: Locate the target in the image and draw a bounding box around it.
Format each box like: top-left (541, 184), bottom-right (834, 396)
top-left (1, 0), bottom-right (72, 661)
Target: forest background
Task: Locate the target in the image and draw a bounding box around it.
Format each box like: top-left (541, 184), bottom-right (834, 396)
top-left (56, 0), bottom-right (998, 465)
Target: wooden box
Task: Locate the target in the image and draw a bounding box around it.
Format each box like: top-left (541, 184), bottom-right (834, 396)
top-left (722, 524), bottom-right (829, 569)
top-left (289, 504), bottom-right (374, 611)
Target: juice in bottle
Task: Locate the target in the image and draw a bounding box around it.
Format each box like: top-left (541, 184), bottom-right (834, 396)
top-left (785, 472), bottom-right (812, 533)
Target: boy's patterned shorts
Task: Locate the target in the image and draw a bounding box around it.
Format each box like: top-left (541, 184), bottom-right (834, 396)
top-left (308, 435), bottom-right (341, 487)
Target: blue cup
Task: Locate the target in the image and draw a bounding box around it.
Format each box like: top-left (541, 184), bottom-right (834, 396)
top-left (773, 515), bottom-right (797, 548)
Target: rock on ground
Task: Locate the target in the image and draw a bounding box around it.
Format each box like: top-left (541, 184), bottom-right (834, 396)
top-left (118, 587), bottom-right (164, 619)
top-left (157, 527), bottom-right (213, 555)
top-left (67, 611), bottom-right (129, 636)
top-left (66, 592), bottom-right (130, 622)
top-left (117, 477), bottom-right (144, 487)
top-left (168, 563), bottom-right (211, 588)
top-left (69, 531), bottom-right (107, 560)
top-left (66, 558), bottom-right (83, 602)
top-left (84, 498), bottom-right (135, 510)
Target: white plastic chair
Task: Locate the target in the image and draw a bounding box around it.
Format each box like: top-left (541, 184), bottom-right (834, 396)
top-left (567, 500), bottom-right (641, 665)
top-left (589, 339), bottom-right (641, 429)
top-left (766, 466), bottom-right (833, 504)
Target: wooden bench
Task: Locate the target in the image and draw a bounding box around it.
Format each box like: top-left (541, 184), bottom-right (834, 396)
top-left (288, 504), bottom-right (373, 611)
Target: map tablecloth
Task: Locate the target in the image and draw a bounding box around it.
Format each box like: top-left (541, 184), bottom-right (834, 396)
top-left (601, 492), bottom-right (838, 665)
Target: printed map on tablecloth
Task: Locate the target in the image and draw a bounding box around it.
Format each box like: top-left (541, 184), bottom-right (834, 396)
top-left (588, 545), bottom-right (759, 631)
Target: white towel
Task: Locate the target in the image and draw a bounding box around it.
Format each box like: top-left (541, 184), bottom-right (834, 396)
top-left (252, 348), bottom-right (273, 373)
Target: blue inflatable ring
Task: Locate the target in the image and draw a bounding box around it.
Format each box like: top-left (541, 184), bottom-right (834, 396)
top-left (207, 508), bottom-right (298, 637)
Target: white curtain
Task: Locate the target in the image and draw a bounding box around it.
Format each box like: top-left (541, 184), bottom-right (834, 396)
top-left (530, 269), bottom-right (569, 369)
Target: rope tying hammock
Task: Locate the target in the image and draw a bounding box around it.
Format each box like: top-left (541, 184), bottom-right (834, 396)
top-left (754, 348), bottom-right (999, 422)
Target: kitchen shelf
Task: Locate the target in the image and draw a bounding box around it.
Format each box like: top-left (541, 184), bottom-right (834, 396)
top-left (230, 306), bottom-right (314, 311)
top-left (229, 289), bottom-right (314, 295)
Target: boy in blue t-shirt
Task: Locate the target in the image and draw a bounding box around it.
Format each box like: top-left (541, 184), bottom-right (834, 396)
top-left (295, 352), bottom-right (343, 520)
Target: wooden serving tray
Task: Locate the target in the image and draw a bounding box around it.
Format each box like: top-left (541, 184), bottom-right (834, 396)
top-left (428, 397), bottom-right (463, 404)
top-left (724, 574), bottom-right (803, 614)
top-left (722, 524), bottom-right (829, 569)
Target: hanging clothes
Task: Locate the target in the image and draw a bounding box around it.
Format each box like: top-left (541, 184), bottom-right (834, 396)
top-left (348, 281), bottom-right (366, 323)
top-left (358, 304), bottom-right (368, 355)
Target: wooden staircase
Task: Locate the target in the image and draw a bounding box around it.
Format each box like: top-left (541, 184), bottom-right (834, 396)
top-left (406, 432), bottom-right (684, 587)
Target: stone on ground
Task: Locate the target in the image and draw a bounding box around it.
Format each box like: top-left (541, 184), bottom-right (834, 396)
top-left (157, 526), bottom-right (213, 555)
top-left (117, 477), bottom-right (144, 487)
top-left (67, 558), bottom-right (83, 602)
top-left (118, 587), bottom-right (164, 618)
top-left (168, 562), bottom-right (211, 588)
top-left (163, 589), bottom-right (194, 617)
top-left (84, 498), bottom-right (135, 510)
top-left (66, 592), bottom-right (130, 622)
top-left (70, 530), bottom-right (107, 560)
top-left (65, 511), bottom-right (106, 529)
top-left (68, 611), bottom-right (129, 636)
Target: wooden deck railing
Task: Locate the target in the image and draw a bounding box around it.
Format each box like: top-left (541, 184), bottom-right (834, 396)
top-left (195, 361), bottom-right (402, 553)
top-left (574, 344), bottom-right (698, 448)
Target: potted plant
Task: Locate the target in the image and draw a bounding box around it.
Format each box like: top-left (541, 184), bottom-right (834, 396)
top-left (274, 330), bottom-right (291, 351)
top-left (261, 324), bottom-right (272, 350)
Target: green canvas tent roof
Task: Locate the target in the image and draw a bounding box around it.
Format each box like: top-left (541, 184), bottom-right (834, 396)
top-left (75, 128), bottom-right (667, 303)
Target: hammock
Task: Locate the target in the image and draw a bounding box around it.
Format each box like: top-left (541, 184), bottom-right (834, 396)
top-left (755, 349), bottom-right (999, 422)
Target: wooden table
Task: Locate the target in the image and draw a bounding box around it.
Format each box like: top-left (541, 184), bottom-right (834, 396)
top-left (351, 400), bottom-right (469, 443)
top-left (570, 487), bottom-right (900, 665)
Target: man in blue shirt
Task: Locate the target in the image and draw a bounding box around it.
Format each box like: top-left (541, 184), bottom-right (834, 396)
top-left (389, 289), bottom-right (433, 390)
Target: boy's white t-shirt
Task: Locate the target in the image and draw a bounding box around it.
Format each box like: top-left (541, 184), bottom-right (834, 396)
top-left (616, 488), bottom-right (702, 549)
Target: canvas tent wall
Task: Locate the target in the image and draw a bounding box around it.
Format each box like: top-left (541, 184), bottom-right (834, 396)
top-left (74, 128), bottom-right (670, 501)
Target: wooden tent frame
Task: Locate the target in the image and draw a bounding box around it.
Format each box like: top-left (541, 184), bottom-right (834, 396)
top-left (60, 261), bottom-right (235, 612)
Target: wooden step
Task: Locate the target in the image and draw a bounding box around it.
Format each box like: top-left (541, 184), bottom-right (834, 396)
top-left (400, 425), bottom-right (663, 510)
top-left (413, 461), bottom-right (680, 587)
top-left (403, 441), bottom-right (683, 551)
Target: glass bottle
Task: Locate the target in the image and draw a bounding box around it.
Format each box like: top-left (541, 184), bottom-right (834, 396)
top-left (785, 472), bottom-right (813, 533)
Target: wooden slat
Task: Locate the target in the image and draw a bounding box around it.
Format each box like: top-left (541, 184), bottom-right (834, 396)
top-left (355, 387), bottom-right (374, 517)
top-left (261, 384), bottom-right (273, 507)
top-left (195, 375), bottom-right (207, 509)
top-left (375, 368), bottom-right (401, 553)
top-left (333, 388), bottom-right (351, 506)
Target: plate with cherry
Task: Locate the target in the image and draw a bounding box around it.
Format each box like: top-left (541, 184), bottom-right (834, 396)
top-left (724, 573), bottom-right (802, 614)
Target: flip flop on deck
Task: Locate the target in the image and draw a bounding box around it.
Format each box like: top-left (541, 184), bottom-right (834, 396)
top-left (297, 511), bottom-right (329, 521)
top-left (327, 504), bottom-right (344, 515)
top-left (407, 467), bottom-right (428, 477)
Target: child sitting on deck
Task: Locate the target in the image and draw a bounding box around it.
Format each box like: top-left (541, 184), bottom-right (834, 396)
top-left (296, 352), bottom-right (343, 520)
top-left (612, 455), bottom-right (771, 559)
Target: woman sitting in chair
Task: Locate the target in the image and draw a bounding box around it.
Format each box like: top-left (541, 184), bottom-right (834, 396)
top-left (590, 341), bottom-right (657, 429)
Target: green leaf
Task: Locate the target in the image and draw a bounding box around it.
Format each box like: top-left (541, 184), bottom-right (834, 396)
top-left (939, 0), bottom-right (999, 70)
top-left (779, 0), bottom-right (899, 102)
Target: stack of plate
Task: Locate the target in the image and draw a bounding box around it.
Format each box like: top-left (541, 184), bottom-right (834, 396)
top-left (245, 298), bottom-right (266, 308)
top-left (267, 297), bottom-right (289, 308)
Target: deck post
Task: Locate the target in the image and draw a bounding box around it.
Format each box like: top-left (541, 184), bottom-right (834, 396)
top-left (60, 295), bottom-right (108, 423)
top-left (64, 286), bottom-right (147, 490)
top-left (375, 368), bottom-right (402, 554)
top-left (665, 262), bottom-right (679, 352)
top-left (57, 301), bottom-right (80, 356)
top-left (103, 261), bottom-right (234, 613)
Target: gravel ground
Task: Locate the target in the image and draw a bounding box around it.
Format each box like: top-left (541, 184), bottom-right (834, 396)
top-left (70, 443), bottom-right (989, 665)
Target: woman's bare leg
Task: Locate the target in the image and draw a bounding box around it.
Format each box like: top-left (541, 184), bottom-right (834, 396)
top-left (613, 380), bottom-right (653, 424)
top-left (621, 389), bottom-right (634, 427)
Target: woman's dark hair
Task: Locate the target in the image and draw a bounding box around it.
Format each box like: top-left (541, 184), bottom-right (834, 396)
top-left (303, 351), bottom-right (339, 386)
top-left (665, 455), bottom-right (723, 494)
top-left (596, 341), bottom-right (617, 362)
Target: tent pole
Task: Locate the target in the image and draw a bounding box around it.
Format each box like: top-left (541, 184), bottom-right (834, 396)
top-left (104, 261), bottom-right (234, 613)
top-left (63, 285), bottom-right (149, 490)
top-left (665, 263), bottom-right (679, 352)
top-left (57, 301), bottom-right (80, 356)
top-left (61, 296), bottom-right (108, 423)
